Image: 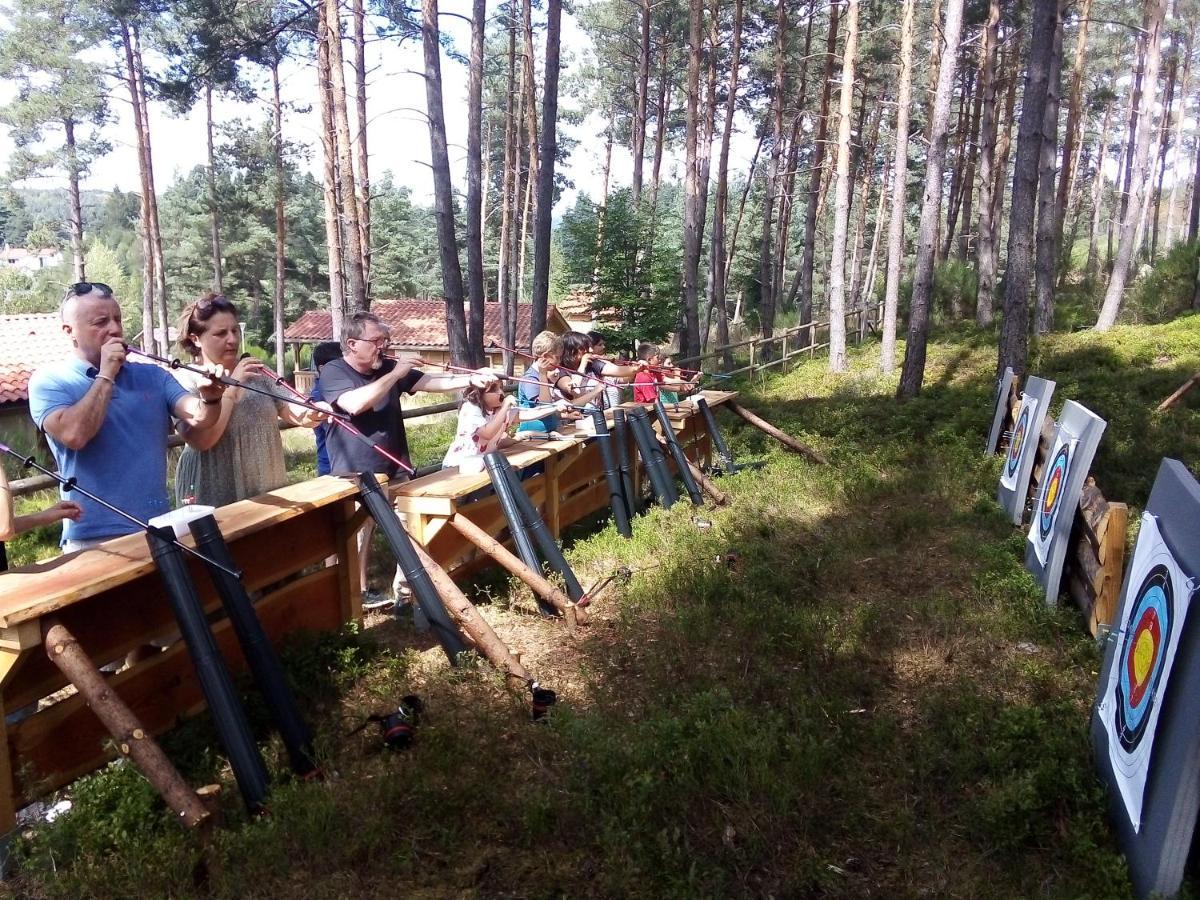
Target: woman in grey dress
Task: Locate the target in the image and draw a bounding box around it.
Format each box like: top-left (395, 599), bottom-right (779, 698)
top-left (174, 293), bottom-right (328, 508)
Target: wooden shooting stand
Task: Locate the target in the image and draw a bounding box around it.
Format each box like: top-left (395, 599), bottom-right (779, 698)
top-left (393, 390), bottom-right (736, 577)
top-left (0, 476), bottom-right (364, 841)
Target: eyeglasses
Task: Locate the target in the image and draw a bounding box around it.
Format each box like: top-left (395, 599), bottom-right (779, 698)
top-left (65, 281), bottom-right (113, 300)
top-left (351, 335), bottom-right (390, 348)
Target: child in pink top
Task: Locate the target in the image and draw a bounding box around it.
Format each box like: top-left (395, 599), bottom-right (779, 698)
top-left (442, 380), bottom-right (519, 469)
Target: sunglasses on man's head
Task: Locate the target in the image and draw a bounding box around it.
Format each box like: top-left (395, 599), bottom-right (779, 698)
top-left (66, 281), bottom-right (113, 299)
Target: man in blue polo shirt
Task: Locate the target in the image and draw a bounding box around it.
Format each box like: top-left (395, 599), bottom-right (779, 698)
top-left (28, 282), bottom-right (229, 552)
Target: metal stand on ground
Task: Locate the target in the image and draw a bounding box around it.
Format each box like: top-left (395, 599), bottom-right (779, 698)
top-left (627, 408), bottom-right (678, 508)
top-left (589, 409), bottom-right (633, 537)
top-left (357, 474), bottom-right (469, 664)
top-left (696, 398), bottom-right (738, 473)
top-left (146, 526), bottom-right (269, 813)
top-left (189, 515), bottom-right (319, 778)
top-left (611, 409), bottom-right (641, 515)
top-left (488, 453), bottom-right (587, 603)
top-left (653, 400), bottom-right (704, 505)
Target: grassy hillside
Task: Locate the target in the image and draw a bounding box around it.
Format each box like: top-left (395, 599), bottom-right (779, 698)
top-left (11, 315), bottom-right (1199, 898)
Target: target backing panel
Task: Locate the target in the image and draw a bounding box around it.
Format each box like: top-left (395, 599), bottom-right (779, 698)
top-left (997, 375), bottom-right (1055, 525)
top-left (1023, 399), bottom-right (1106, 605)
top-left (1091, 458), bottom-right (1200, 900)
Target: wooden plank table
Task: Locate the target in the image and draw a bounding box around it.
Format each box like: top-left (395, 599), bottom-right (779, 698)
top-left (394, 390), bottom-right (737, 574)
top-left (0, 476), bottom-right (365, 833)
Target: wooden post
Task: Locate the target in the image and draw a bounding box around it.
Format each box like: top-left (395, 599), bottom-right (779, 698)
top-left (407, 538), bottom-right (533, 685)
top-left (726, 400), bottom-right (829, 464)
top-left (447, 514), bottom-right (584, 628)
top-left (748, 339), bottom-right (756, 377)
top-left (1156, 372), bottom-right (1200, 410)
top-left (657, 438), bottom-right (729, 505)
top-left (43, 622), bottom-right (210, 829)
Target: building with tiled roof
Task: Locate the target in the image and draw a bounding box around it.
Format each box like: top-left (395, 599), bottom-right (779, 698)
top-left (1, 246), bottom-right (63, 273)
top-left (0, 313), bottom-right (72, 405)
top-left (282, 299), bottom-right (570, 372)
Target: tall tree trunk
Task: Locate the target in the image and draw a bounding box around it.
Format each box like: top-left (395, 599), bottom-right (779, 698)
top-left (531, 0), bottom-right (561, 338)
top-left (324, 0), bottom-right (367, 312)
top-left (757, 0), bottom-right (787, 343)
top-left (881, 0), bottom-right (915, 373)
top-left (1149, 48), bottom-right (1177, 261)
top-left (709, 0), bottom-right (743, 368)
top-left (696, 0), bottom-right (719, 348)
top-left (897, 0), bottom-right (964, 398)
top-left (974, 0), bottom-right (1001, 326)
top-left (520, 0), bottom-right (539, 201)
top-left (465, 0), bottom-right (486, 366)
top-left (1108, 128), bottom-right (1126, 266)
top-left (725, 135), bottom-right (762, 289)
top-left (131, 25), bottom-right (168, 350)
top-left (1121, 22), bottom-right (1147, 224)
top-left (680, 0), bottom-right (704, 360)
top-left (827, 0), bottom-right (858, 373)
top-left (1097, 0), bottom-right (1167, 330)
top-left (352, 0), bottom-right (371, 292)
top-left (1034, 4), bottom-right (1065, 336)
top-left (1086, 100), bottom-right (1113, 280)
top-left (990, 48), bottom-right (1019, 287)
top-left (63, 118), bottom-right (85, 282)
top-left (498, 21), bottom-right (517, 373)
top-left (860, 152), bottom-right (890, 310)
top-left (632, 0), bottom-right (651, 205)
top-left (996, 0), bottom-right (1059, 376)
top-left (649, 29), bottom-right (673, 212)
top-left (205, 84), bottom-right (224, 293)
top-left (1190, 103), bottom-right (1200, 242)
top-left (797, 0), bottom-right (839, 342)
top-left (941, 66), bottom-right (975, 264)
top-left (317, 2), bottom-right (347, 337)
top-left (120, 23), bottom-right (156, 354)
top-left (422, 0), bottom-right (470, 362)
top-left (592, 119), bottom-right (614, 292)
top-left (956, 69), bottom-right (983, 261)
top-left (1165, 28), bottom-right (1194, 248)
top-left (272, 58), bottom-right (287, 376)
top-left (774, 9), bottom-right (815, 318)
top-left (1053, 0), bottom-right (1092, 274)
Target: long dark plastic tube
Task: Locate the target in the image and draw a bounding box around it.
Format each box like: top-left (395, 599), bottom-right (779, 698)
top-left (484, 454), bottom-right (542, 571)
top-left (483, 454), bottom-right (558, 617)
top-left (589, 410), bottom-right (632, 538)
top-left (357, 474), bottom-right (468, 663)
top-left (628, 408), bottom-right (678, 507)
top-left (654, 400), bottom-right (704, 506)
top-left (611, 409), bottom-right (640, 515)
top-left (146, 526), bottom-right (269, 812)
top-left (696, 397), bottom-right (738, 473)
top-left (496, 456), bottom-right (587, 603)
top-left (188, 515), bottom-right (318, 778)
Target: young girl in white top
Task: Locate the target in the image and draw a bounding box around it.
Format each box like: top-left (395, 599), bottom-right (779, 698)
top-left (442, 380), bottom-right (520, 469)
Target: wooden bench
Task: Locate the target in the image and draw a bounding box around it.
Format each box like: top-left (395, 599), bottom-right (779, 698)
top-left (0, 476), bottom-right (364, 836)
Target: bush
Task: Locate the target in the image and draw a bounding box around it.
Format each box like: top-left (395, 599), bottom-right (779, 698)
top-left (1125, 240), bottom-right (1200, 324)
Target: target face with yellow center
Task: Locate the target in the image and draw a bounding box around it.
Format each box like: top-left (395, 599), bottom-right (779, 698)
top-left (1116, 565), bottom-right (1173, 752)
top-left (1037, 442), bottom-right (1070, 542)
top-left (1005, 404), bottom-right (1030, 481)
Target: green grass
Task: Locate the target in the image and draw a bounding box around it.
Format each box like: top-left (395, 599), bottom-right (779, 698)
top-left (10, 318), bottom-right (1200, 898)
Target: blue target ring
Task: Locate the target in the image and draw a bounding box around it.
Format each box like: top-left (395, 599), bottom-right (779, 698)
top-left (1115, 565), bottom-right (1174, 753)
top-left (1037, 443), bottom-right (1071, 542)
top-left (1006, 404), bottom-right (1031, 480)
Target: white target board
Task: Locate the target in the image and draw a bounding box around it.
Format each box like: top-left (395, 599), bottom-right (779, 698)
top-left (997, 376), bottom-right (1055, 525)
top-left (1092, 459), bottom-right (1200, 899)
top-left (1023, 400), bottom-right (1106, 606)
top-left (1097, 513), bottom-right (1193, 830)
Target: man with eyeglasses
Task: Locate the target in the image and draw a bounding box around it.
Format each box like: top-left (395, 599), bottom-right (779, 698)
top-left (27, 282), bottom-right (230, 552)
top-left (320, 311), bottom-right (495, 608)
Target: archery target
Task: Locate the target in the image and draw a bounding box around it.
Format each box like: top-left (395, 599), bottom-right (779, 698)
top-left (1000, 394), bottom-right (1039, 492)
top-left (1029, 435), bottom-right (1076, 566)
top-left (1098, 513), bottom-right (1195, 832)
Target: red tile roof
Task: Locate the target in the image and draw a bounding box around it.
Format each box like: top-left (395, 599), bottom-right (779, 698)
top-left (283, 299), bottom-right (567, 348)
top-left (0, 313), bottom-right (72, 404)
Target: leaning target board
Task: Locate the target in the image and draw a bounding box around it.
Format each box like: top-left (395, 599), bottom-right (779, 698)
top-left (1091, 459), bottom-right (1200, 899)
top-left (1024, 400), bottom-right (1107, 605)
top-left (997, 375), bottom-right (1055, 524)
top-left (985, 367), bottom-right (1017, 455)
